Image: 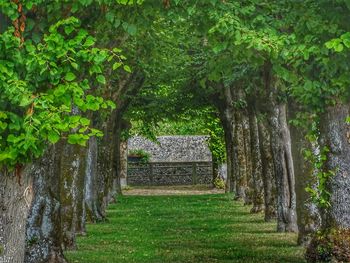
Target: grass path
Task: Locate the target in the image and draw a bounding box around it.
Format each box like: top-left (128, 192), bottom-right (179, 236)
top-left (65, 193), bottom-right (305, 263)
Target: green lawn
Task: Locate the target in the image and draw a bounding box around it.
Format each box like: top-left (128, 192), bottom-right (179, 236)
top-left (65, 194), bottom-right (306, 263)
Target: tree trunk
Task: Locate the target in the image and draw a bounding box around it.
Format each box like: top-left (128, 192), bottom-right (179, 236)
top-left (119, 140), bottom-right (128, 188)
top-left (268, 102), bottom-right (298, 232)
top-left (97, 115), bottom-right (117, 217)
top-left (242, 107), bottom-right (253, 205)
top-left (319, 103), bottom-right (350, 229)
top-left (263, 65), bottom-right (298, 232)
top-left (289, 102), bottom-right (320, 245)
top-left (222, 118), bottom-right (235, 193)
top-left (110, 111), bottom-right (124, 199)
top-left (0, 168), bottom-right (33, 263)
top-left (212, 156), bottom-right (220, 187)
top-left (25, 146), bottom-right (67, 263)
top-left (258, 115), bottom-right (277, 221)
top-left (217, 86), bottom-right (235, 193)
top-left (59, 141), bottom-right (87, 250)
top-left (249, 105), bottom-right (264, 213)
top-left (306, 103), bottom-right (350, 262)
top-left (84, 137), bottom-right (104, 222)
top-left (234, 107), bottom-right (248, 201)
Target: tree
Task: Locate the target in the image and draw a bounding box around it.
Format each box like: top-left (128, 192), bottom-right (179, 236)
top-left (0, 1), bottom-right (138, 261)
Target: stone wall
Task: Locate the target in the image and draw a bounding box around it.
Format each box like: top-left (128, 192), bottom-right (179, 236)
top-left (127, 162), bottom-right (212, 186)
top-left (128, 136), bottom-right (212, 162)
top-left (127, 136), bottom-right (213, 186)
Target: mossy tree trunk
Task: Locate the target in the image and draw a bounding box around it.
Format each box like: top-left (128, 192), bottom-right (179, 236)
top-left (306, 103), bottom-right (350, 262)
top-left (25, 146), bottom-right (67, 263)
top-left (258, 115), bottom-right (277, 221)
top-left (59, 140), bottom-right (87, 250)
top-left (268, 101), bottom-right (298, 232)
top-left (233, 88), bottom-right (249, 202)
top-left (319, 103), bottom-right (350, 229)
top-left (264, 66), bottom-right (298, 232)
top-left (289, 102), bottom-right (320, 245)
top-left (242, 105), bottom-right (253, 206)
top-left (96, 112), bottom-right (118, 216)
top-left (249, 103), bottom-right (264, 213)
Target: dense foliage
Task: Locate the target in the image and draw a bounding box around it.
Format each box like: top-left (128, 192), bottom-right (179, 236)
top-left (2, 1), bottom-right (350, 261)
top-left (0, 0), bottom-right (144, 167)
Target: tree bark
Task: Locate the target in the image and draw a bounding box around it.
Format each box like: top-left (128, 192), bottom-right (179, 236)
top-left (25, 146), bottom-right (67, 263)
top-left (263, 65), bottom-right (297, 232)
top-left (222, 117), bottom-right (235, 193)
top-left (306, 103), bottom-right (350, 262)
top-left (289, 102), bottom-right (320, 245)
top-left (268, 102), bottom-right (298, 232)
top-left (97, 112), bottom-right (118, 217)
top-left (258, 115), bottom-right (277, 221)
top-left (217, 86), bottom-right (235, 193)
top-left (110, 110), bottom-right (124, 199)
top-left (249, 104), bottom-right (264, 213)
top-left (242, 106), bottom-right (253, 205)
top-left (59, 141), bottom-right (87, 250)
top-left (84, 137), bottom-right (104, 222)
top-left (212, 159), bottom-right (219, 186)
top-left (0, 168), bottom-right (33, 263)
top-left (119, 140), bottom-right (128, 188)
top-left (318, 103), bottom-right (350, 229)
top-left (234, 103), bottom-right (248, 201)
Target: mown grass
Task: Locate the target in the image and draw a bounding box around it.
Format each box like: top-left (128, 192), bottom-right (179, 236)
top-left (65, 193), bottom-right (306, 263)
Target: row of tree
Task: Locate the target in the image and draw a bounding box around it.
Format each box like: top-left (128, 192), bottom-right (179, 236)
top-left (118, 1), bottom-right (350, 261)
top-left (1, 1), bottom-right (350, 262)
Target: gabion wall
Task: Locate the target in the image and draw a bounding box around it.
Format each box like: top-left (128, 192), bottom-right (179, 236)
top-left (127, 162), bottom-right (213, 186)
top-left (127, 136), bottom-right (213, 186)
top-left (128, 136), bottom-right (212, 162)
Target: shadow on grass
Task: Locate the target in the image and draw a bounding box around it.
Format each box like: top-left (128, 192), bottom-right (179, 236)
top-left (66, 193), bottom-right (306, 263)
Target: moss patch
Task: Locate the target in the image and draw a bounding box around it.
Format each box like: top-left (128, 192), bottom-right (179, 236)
top-left (306, 228), bottom-right (350, 262)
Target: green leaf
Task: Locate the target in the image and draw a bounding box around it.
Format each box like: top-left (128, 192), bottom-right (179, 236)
top-left (68, 134), bottom-right (88, 146)
top-left (334, 43), bottom-right (344, 52)
top-left (97, 75), bottom-right (106, 84)
top-left (106, 12), bottom-right (115, 23)
top-left (113, 62), bottom-right (122, 70)
top-left (127, 24), bottom-right (137, 36)
top-left (123, 65), bottom-right (132, 73)
top-left (113, 48), bottom-right (122, 53)
top-left (84, 36), bottom-right (95, 47)
top-left (71, 62), bottom-right (79, 70)
top-left (19, 96), bottom-right (33, 107)
top-left (64, 25), bottom-right (75, 35)
top-left (70, 115), bottom-right (81, 123)
top-left (346, 116), bottom-right (350, 124)
top-left (80, 117), bottom-right (90, 126)
top-left (65, 72), bottom-right (76, 81)
top-left (114, 19), bottom-right (121, 28)
top-left (0, 152), bottom-right (14, 161)
top-left (0, 112), bottom-right (7, 119)
top-left (0, 121), bottom-right (8, 130)
top-left (106, 100), bottom-right (116, 109)
top-left (48, 130), bottom-right (60, 144)
top-left (68, 134), bottom-right (79, 144)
